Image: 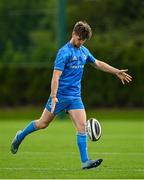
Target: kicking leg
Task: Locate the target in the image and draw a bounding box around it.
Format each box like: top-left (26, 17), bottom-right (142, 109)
top-left (68, 109), bottom-right (103, 169)
top-left (11, 108), bottom-right (54, 154)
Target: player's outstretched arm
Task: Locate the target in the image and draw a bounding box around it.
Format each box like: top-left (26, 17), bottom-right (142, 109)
top-left (91, 60), bottom-right (132, 85)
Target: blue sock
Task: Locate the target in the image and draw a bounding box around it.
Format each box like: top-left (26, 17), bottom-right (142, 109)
top-left (77, 133), bottom-right (89, 163)
top-left (17, 121), bottom-right (38, 142)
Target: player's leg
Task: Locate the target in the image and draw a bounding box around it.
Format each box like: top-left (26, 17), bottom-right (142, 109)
top-left (11, 95), bottom-right (69, 154)
top-left (68, 109), bottom-right (103, 169)
top-left (68, 109), bottom-right (89, 162)
top-left (11, 108), bottom-right (55, 154)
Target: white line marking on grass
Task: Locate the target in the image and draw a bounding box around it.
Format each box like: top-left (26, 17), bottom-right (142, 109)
top-left (21, 151), bottom-right (144, 156)
top-left (101, 168), bottom-right (144, 172)
top-left (0, 167), bottom-right (144, 172)
top-left (0, 167), bottom-right (69, 171)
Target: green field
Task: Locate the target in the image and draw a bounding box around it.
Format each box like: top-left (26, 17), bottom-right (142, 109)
top-left (0, 108), bottom-right (144, 179)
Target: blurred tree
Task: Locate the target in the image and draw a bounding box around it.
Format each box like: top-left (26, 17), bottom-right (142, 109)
top-left (0, 0), bottom-right (144, 107)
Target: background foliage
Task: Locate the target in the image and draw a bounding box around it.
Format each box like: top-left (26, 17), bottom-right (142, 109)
top-left (0, 0), bottom-right (144, 107)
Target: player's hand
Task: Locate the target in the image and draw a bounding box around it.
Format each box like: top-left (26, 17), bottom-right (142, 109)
top-left (116, 69), bottom-right (132, 85)
top-left (51, 97), bottom-right (58, 114)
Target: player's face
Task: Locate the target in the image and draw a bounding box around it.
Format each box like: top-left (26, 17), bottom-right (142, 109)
top-left (72, 32), bottom-right (86, 48)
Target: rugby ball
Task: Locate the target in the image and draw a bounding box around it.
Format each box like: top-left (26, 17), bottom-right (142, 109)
top-left (87, 118), bottom-right (102, 141)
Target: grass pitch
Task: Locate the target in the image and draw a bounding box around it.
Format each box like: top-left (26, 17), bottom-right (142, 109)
top-left (0, 108), bottom-right (144, 179)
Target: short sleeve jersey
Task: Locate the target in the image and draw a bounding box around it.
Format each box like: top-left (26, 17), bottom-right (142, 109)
top-left (54, 42), bottom-right (96, 98)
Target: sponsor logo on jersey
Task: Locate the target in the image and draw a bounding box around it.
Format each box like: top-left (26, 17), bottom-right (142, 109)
top-left (70, 65), bottom-right (84, 69)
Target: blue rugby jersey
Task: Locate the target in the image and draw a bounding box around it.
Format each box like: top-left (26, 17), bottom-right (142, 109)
top-left (54, 42), bottom-right (96, 98)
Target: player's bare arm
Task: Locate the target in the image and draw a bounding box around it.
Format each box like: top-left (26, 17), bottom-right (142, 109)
top-left (91, 60), bottom-right (132, 85)
top-left (51, 70), bottom-right (62, 113)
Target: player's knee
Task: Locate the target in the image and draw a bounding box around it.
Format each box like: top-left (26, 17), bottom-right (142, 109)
top-left (35, 119), bottom-right (48, 129)
top-left (40, 122), bottom-right (48, 129)
top-left (78, 122), bottom-right (86, 134)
